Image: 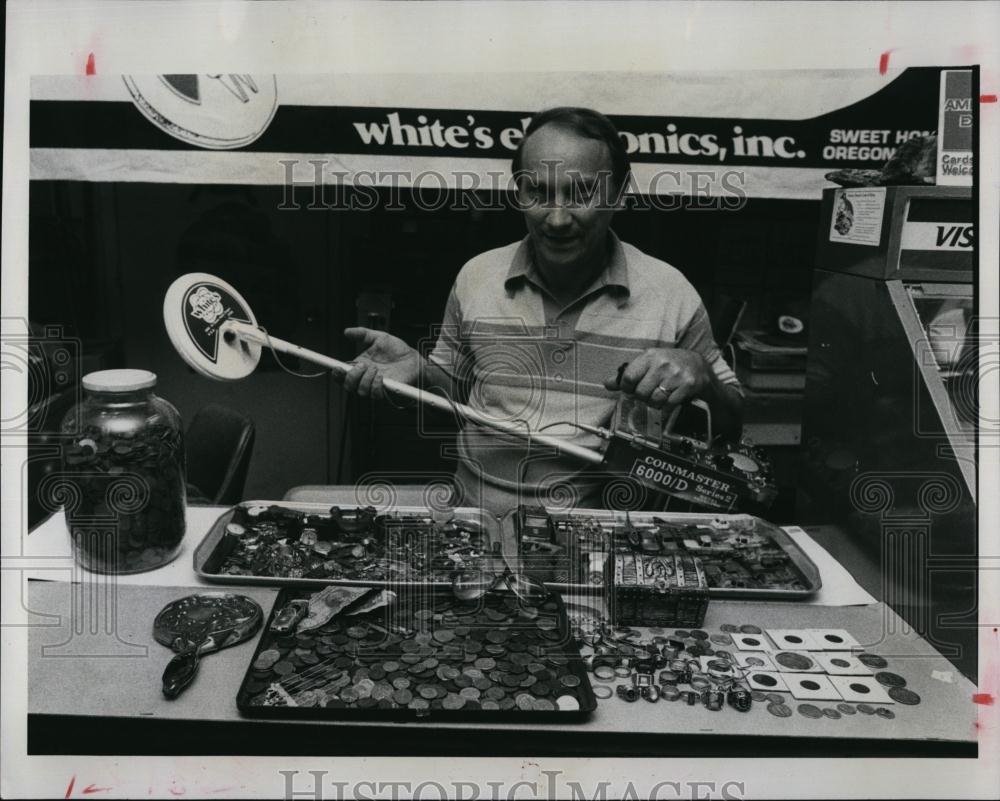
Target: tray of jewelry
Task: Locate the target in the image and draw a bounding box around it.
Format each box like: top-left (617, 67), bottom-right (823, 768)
top-left (194, 501), bottom-right (500, 588)
top-left (236, 583), bottom-right (597, 719)
top-left (500, 506), bottom-right (821, 600)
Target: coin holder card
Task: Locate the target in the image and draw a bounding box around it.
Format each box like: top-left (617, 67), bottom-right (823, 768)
top-left (731, 633), bottom-right (772, 651)
top-left (828, 675), bottom-right (895, 704)
top-left (813, 653), bottom-right (872, 676)
top-left (806, 628), bottom-right (861, 650)
top-left (196, 502), bottom-right (500, 589)
top-left (237, 587), bottom-right (597, 720)
top-left (785, 673), bottom-right (843, 701)
top-left (743, 671), bottom-right (789, 692)
top-left (771, 650), bottom-right (825, 673)
top-left (765, 629), bottom-right (822, 651)
top-left (733, 651), bottom-right (777, 671)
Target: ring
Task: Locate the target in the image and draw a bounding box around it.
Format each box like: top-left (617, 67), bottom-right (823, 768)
top-left (655, 384), bottom-right (669, 395)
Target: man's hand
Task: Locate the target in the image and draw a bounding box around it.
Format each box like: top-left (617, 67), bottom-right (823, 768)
top-left (340, 327), bottom-right (421, 401)
top-left (604, 347), bottom-right (744, 440)
top-left (604, 347), bottom-right (711, 409)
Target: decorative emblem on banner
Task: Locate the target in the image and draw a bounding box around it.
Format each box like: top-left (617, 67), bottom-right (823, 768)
top-left (122, 74), bottom-right (278, 149)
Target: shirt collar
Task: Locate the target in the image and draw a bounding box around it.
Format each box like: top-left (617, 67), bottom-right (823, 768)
top-left (504, 231), bottom-right (631, 307)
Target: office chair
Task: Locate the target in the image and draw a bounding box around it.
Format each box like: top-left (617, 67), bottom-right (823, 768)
top-left (184, 403), bottom-right (255, 505)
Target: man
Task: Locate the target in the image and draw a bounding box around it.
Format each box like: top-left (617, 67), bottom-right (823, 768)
top-left (339, 107), bottom-right (742, 514)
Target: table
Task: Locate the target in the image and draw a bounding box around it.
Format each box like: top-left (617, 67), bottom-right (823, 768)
top-left (24, 492), bottom-right (976, 757)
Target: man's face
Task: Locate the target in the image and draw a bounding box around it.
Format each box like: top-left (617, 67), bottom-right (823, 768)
top-left (516, 124), bottom-right (619, 285)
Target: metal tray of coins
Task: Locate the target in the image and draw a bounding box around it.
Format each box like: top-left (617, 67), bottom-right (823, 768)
top-left (194, 501), bottom-right (500, 588)
top-left (236, 585), bottom-right (598, 720)
top-left (500, 506), bottom-right (821, 600)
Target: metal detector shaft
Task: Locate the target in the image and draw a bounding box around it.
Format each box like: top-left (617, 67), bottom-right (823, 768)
top-left (223, 321), bottom-right (604, 465)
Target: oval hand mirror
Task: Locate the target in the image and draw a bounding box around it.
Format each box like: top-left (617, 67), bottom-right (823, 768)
top-left (153, 592), bottom-right (262, 699)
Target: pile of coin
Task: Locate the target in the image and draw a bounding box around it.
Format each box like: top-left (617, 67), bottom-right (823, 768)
top-left (63, 423), bottom-right (186, 572)
top-left (217, 505), bottom-right (491, 582)
top-left (242, 591), bottom-right (591, 714)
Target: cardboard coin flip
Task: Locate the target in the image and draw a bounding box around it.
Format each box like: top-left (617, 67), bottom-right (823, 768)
top-left (163, 272), bottom-right (262, 380)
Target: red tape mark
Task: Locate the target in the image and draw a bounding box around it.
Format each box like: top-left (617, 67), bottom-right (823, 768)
top-left (85, 53), bottom-right (96, 75)
top-left (879, 50), bottom-right (892, 75)
top-left (82, 785), bottom-right (111, 795)
top-left (973, 693), bottom-right (995, 705)
top-left (65, 776), bottom-right (76, 799)
top-left (982, 94), bottom-right (998, 103)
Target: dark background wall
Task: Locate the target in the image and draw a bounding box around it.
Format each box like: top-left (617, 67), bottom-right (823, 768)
top-left (28, 181), bottom-right (819, 507)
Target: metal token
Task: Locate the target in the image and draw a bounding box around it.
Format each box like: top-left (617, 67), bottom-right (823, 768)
top-left (409, 698), bottom-right (430, 711)
top-left (443, 693), bottom-right (466, 710)
top-left (593, 685), bottom-right (613, 700)
top-left (857, 703), bottom-right (876, 715)
top-left (797, 703), bottom-right (823, 719)
top-left (673, 630), bottom-right (690, 639)
top-left (766, 703), bottom-right (792, 718)
top-left (372, 683), bottom-right (394, 701)
top-left (690, 630), bottom-right (709, 640)
top-left (460, 687), bottom-right (481, 700)
top-left (822, 708), bottom-right (841, 720)
top-left (875, 707), bottom-right (895, 719)
top-left (764, 692), bottom-right (785, 705)
top-left (392, 677), bottom-right (411, 690)
top-left (515, 693), bottom-right (535, 711)
top-left (837, 703), bottom-right (857, 715)
top-left (482, 700), bottom-right (501, 710)
top-left (555, 694), bottom-right (580, 711)
top-left (614, 667), bottom-right (632, 678)
top-left (253, 650), bottom-right (280, 670)
top-left (710, 634), bottom-right (733, 646)
top-left (775, 652), bottom-right (814, 671)
top-left (474, 657), bottom-right (497, 671)
top-left (750, 691), bottom-right (767, 702)
top-left (720, 623), bottom-right (739, 633)
top-left (418, 686), bottom-right (438, 700)
top-left (875, 671), bottom-right (906, 688)
top-left (295, 691), bottom-right (319, 707)
top-left (560, 674), bottom-right (581, 688)
top-left (739, 624), bottom-right (763, 635)
top-left (272, 661), bottom-right (295, 676)
top-left (856, 653), bottom-right (888, 669)
top-left (888, 687), bottom-right (921, 705)
top-left (533, 697), bottom-right (556, 711)
top-left (392, 689), bottom-right (413, 705)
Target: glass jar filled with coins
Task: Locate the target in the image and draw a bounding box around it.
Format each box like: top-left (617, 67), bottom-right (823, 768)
top-left (59, 370), bottom-right (186, 573)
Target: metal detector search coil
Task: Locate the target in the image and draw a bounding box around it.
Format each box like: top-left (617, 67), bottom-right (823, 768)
top-left (163, 273), bottom-right (262, 381)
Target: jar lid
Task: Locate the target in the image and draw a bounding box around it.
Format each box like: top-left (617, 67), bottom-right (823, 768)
top-left (82, 369), bottom-right (157, 393)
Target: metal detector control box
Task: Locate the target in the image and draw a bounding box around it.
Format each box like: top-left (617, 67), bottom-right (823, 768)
top-left (603, 396), bottom-right (778, 512)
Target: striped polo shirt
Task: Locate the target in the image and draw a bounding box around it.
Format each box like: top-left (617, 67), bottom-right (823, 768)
top-left (428, 231), bottom-right (739, 514)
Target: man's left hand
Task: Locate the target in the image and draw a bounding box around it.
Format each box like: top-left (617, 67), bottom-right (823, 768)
top-left (603, 348), bottom-right (711, 409)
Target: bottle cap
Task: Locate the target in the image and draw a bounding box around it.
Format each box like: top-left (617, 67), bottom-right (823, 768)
top-left (82, 369), bottom-right (157, 393)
